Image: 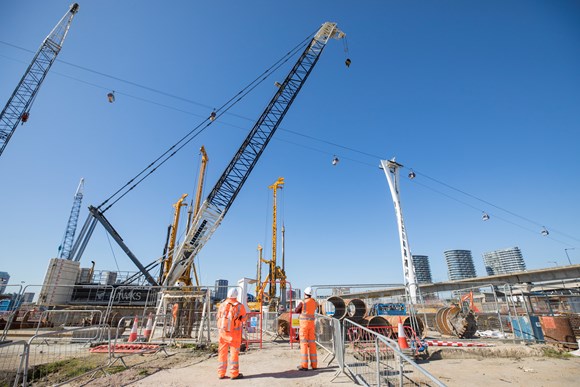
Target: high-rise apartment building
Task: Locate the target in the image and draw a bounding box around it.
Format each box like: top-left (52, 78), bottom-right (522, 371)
top-left (444, 250), bottom-right (477, 281)
top-left (215, 279), bottom-right (228, 300)
top-left (483, 247), bottom-right (526, 275)
top-left (412, 255), bottom-right (433, 284)
top-left (0, 271), bottom-right (10, 294)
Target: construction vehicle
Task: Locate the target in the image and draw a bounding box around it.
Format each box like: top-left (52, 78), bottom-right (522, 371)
top-left (162, 22), bottom-right (347, 288)
top-left (0, 3), bottom-right (79, 158)
top-left (58, 178), bottom-right (84, 260)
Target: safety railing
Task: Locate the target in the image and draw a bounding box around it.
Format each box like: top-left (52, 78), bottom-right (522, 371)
top-left (244, 311), bottom-right (263, 349)
top-left (342, 318), bottom-right (445, 387)
top-left (0, 340), bottom-right (27, 387)
top-left (23, 325), bottom-right (111, 386)
top-left (34, 309), bottom-right (103, 335)
top-left (315, 313), bottom-right (344, 374)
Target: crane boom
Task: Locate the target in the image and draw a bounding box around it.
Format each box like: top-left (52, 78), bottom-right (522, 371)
top-left (58, 178), bottom-right (84, 260)
top-left (0, 3), bottom-right (79, 158)
top-left (162, 22), bottom-right (345, 286)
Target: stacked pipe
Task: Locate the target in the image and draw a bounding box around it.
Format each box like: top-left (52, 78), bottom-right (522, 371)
top-left (324, 296), bottom-right (425, 338)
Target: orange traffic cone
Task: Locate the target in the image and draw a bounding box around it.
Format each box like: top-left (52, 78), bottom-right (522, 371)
top-left (128, 316), bottom-right (139, 342)
top-left (397, 317), bottom-right (409, 350)
top-left (143, 313), bottom-right (153, 341)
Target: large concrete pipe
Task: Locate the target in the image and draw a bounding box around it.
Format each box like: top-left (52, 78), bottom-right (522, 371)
top-left (322, 296), bottom-right (347, 320)
top-left (363, 316), bottom-right (394, 339)
top-left (346, 298), bottom-right (367, 322)
top-left (384, 315), bottom-right (425, 338)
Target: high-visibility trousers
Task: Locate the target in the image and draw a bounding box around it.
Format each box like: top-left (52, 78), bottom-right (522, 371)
top-left (299, 323), bottom-right (317, 369)
top-left (217, 335), bottom-right (241, 378)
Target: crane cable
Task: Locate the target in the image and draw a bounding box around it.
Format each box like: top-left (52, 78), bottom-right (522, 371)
top-left (2, 39), bottom-right (574, 245)
top-left (96, 31), bottom-right (317, 212)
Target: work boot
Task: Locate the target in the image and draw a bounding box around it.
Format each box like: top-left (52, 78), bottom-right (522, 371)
top-left (297, 366), bottom-right (309, 371)
top-left (218, 375), bottom-right (226, 380)
top-left (231, 373), bottom-right (244, 379)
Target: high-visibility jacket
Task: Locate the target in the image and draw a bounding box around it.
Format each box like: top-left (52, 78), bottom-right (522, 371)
top-left (299, 297), bottom-right (317, 329)
top-left (217, 299), bottom-right (246, 342)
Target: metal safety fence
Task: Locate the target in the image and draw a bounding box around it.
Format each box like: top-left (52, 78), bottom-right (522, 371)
top-left (0, 340), bottom-right (27, 387)
top-left (342, 318), bottom-right (445, 387)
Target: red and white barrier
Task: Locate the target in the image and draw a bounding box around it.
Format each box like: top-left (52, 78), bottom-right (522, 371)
top-left (425, 340), bottom-right (494, 347)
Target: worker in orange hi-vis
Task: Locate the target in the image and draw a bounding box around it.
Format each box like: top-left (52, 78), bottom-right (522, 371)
top-left (295, 286), bottom-right (318, 371)
top-left (217, 287), bottom-right (247, 380)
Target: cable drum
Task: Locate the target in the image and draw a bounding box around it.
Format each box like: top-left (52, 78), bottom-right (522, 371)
top-left (322, 296), bottom-right (347, 320)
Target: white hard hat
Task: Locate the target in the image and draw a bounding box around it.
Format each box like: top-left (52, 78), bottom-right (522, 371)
top-left (175, 281), bottom-right (185, 287)
top-left (304, 287), bottom-right (313, 296)
top-left (227, 287), bottom-right (239, 299)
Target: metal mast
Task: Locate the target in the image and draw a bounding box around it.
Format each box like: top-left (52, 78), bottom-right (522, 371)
top-left (380, 159), bottom-right (419, 304)
top-left (267, 177), bottom-right (284, 299)
top-left (163, 22), bottom-right (346, 286)
top-left (0, 3), bottom-right (79, 158)
top-left (58, 178), bottom-right (84, 260)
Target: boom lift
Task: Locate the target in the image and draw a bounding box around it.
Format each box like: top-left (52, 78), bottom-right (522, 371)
top-left (162, 22), bottom-right (346, 287)
top-left (0, 3), bottom-right (79, 158)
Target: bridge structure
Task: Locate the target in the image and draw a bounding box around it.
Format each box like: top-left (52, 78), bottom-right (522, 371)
top-left (347, 264), bottom-right (580, 299)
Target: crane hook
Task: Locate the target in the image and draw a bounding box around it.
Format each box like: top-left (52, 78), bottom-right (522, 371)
top-left (209, 110), bottom-right (217, 121)
top-left (408, 170), bottom-right (416, 179)
top-left (107, 91), bottom-right (115, 103)
top-left (541, 227), bottom-right (549, 236)
top-left (332, 156), bottom-right (339, 166)
top-left (345, 58), bottom-right (352, 68)
top-left (482, 212), bottom-right (490, 221)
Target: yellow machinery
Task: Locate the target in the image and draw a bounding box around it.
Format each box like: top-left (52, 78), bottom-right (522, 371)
top-left (162, 146), bottom-right (209, 287)
top-left (181, 146), bottom-right (209, 287)
top-left (256, 177), bottom-right (287, 308)
top-left (162, 193), bottom-right (188, 284)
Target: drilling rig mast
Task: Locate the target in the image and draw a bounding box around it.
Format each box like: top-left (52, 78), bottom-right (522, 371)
top-left (0, 3), bottom-right (79, 158)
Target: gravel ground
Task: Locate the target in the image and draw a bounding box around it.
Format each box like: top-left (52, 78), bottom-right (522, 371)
top-left (71, 341), bottom-right (580, 387)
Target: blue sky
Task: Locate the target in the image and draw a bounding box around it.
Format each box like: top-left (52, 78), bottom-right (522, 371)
top-left (1, 1), bottom-right (579, 294)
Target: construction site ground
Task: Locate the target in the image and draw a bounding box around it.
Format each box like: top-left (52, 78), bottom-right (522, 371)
top-left (57, 340), bottom-right (580, 387)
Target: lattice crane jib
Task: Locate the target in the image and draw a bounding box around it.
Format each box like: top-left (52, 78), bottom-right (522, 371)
top-left (58, 177), bottom-right (84, 260)
top-left (0, 3), bottom-right (79, 158)
top-left (162, 22), bottom-right (346, 287)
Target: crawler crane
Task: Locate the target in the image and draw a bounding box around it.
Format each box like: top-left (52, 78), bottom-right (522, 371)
top-left (0, 3), bottom-right (79, 158)
top-left (162, 22), bottom-right (347, 287)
